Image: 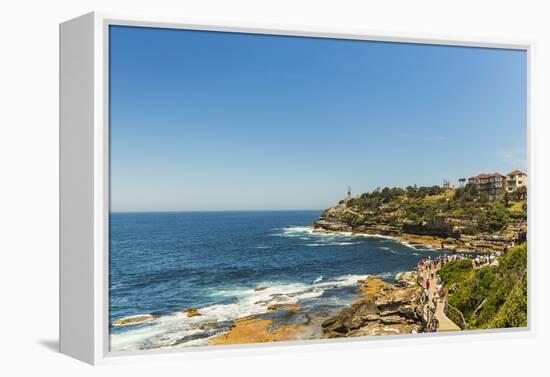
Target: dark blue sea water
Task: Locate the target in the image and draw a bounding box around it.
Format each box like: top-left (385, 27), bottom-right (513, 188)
top-left (109, 210), bottom-right (436, 350)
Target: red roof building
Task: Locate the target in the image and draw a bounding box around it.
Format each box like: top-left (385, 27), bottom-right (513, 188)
top-left (506, 170), bottom-right (527, 193)
top-left (467, 172), bottom-right (507, 197)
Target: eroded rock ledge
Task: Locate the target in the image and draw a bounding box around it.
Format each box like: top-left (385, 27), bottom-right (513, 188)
top-left (321, 272), bottom-right (425, 338)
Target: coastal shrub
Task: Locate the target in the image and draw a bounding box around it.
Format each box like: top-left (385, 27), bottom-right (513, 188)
top-left (443, 244), bottom-right (527, 329)
top-left (487, 202), bottom-right (510, 231)
top-left (439, 259), bottom-right (473, 286)
top-left (510, 186), bottom-right (527, 201)
top-left (498, 243), bottom-right (527, 278)
top-left (507, 201), bottom-right (526, 218)
top-left (343, 184), bottom-right (523, 236)
top-left (461, 226), bottom-right (478, 235)
top-left (388, 215), bottom-right (399, 226)
top-left (490, 271), bottom-right (527, 328)
top-left (350, 215), bottom-right (365, 227)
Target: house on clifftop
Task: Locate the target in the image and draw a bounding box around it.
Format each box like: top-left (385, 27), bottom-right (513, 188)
top-left (506, 170), bottom-right (527, 193)
top-left (467, 172), bottom-right (507, 197)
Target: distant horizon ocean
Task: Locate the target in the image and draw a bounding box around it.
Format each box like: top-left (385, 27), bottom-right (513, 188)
top-left (109, 210), bottom-right (438, 351)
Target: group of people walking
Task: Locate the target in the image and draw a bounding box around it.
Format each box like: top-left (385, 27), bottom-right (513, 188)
top-left (417, 257), bottom-right (445, 331)
top-left (473, 253), bottom-right (497, 267)
top-left (415, 251), bottom-right (501, 332)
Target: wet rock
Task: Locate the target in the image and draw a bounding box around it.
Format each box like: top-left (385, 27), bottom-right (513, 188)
top-left (198, 321), bottom-right (219, 330)
top-left (267, 303), bottom-right (301, 313)
top-left (313, 219), bottom-right (352, 232)
top-left (183, 308), bottom-right (201, 317)
top-left (112, 314), bottom-right (159, 327)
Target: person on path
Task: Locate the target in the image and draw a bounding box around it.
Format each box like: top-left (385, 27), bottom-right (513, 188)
top-left (431, 318), bottom-right (439, 332)
top-left (438, 286), bottom-right (445, 302)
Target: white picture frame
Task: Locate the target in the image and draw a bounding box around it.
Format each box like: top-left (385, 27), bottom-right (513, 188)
top-left (59, 11), bottom-right (536, 365)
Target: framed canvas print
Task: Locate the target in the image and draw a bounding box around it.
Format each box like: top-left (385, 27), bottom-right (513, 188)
top-left (59, 12), bottom-right (534, 365)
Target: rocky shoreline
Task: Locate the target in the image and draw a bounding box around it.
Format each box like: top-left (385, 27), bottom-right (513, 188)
top-left (321, 272), bottom-right (425, 338)
top-left (313, 218), bottom-right (516, 254)
top-left (206, 272), bottom-right (427, 345)
top-left (312, 185), bottom-right (527, 255)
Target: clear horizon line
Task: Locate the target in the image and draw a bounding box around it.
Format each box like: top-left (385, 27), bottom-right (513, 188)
top-left (109, 208), bottom-right (324, 214)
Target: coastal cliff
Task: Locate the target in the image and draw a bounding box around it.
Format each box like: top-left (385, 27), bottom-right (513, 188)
top-left (313, 185), bottom-right (527, 253)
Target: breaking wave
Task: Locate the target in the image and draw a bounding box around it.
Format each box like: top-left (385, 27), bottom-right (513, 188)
top-left (110, 273), bottom-right (368, 351)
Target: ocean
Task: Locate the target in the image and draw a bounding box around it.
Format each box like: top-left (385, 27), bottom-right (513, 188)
top-left (109, 210), bottom-right (437, 351)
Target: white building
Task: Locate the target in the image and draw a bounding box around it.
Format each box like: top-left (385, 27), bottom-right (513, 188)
top-left (506, 170), bottom-right (527, 192)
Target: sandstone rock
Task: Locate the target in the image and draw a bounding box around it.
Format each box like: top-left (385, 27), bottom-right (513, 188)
top-left (379, 315), bottom-right (405, 325)
top-left (321, 274), bottom-right (425, 339)
top-left (183, 308), bottom-right (201, 317)
top-left (349, 316), bottom-right (366, 330)
top-left (364, 313), bottom-right (381, 321)
top-left (397, 304), bottom-right (422, 320)
top-left (198, 321), bottom-right (219, 330)
top-left (313, 219), bottom-right (352, 232)
top-left (113, 314), bottom-right (159, 327)
top-left (267, 303), bottom-right (301, 313)
top-left (353, 322), bottom-right (423, 337)
top-left (321, 316), bottom-right (339, 328)
top-left (395, 271), bottom-right (417, 287)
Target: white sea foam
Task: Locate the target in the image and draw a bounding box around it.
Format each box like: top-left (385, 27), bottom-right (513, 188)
top-left (277, 226), bottom-right (316, 237)
top-left (283, 226), bottom-right (315, 234)
top-left (110, 274), bottom-right (368, 351)
top-left (400, 242), bottom-right (417, 250)
top-left (112, 314), bottom-right (158, 327)
top-left (110, 312), bottom-right (202, 351)
top-left (280, 225), bottom-right (417, 250)
top-left (352, 233), bottom-right (397, 240)
top-left (277, 226), bottom-right (401, 245)
top-left (314, 274), bottom-right (368, 288)
top-left (305, 241), bottom-right (359, 247)
top-left (400, 241), bottom-right (436, 251)
top-left (279, 226), bottom-right (354, 239)
top-left (388, 249), bottom-right (403, 255)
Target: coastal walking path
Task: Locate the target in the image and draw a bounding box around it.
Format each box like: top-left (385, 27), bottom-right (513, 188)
top-left (424, 265), bottom-right (461, 332)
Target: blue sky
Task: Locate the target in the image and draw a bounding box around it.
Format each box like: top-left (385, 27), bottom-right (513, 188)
top-left (109, 26), bottom-right (527, 212)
